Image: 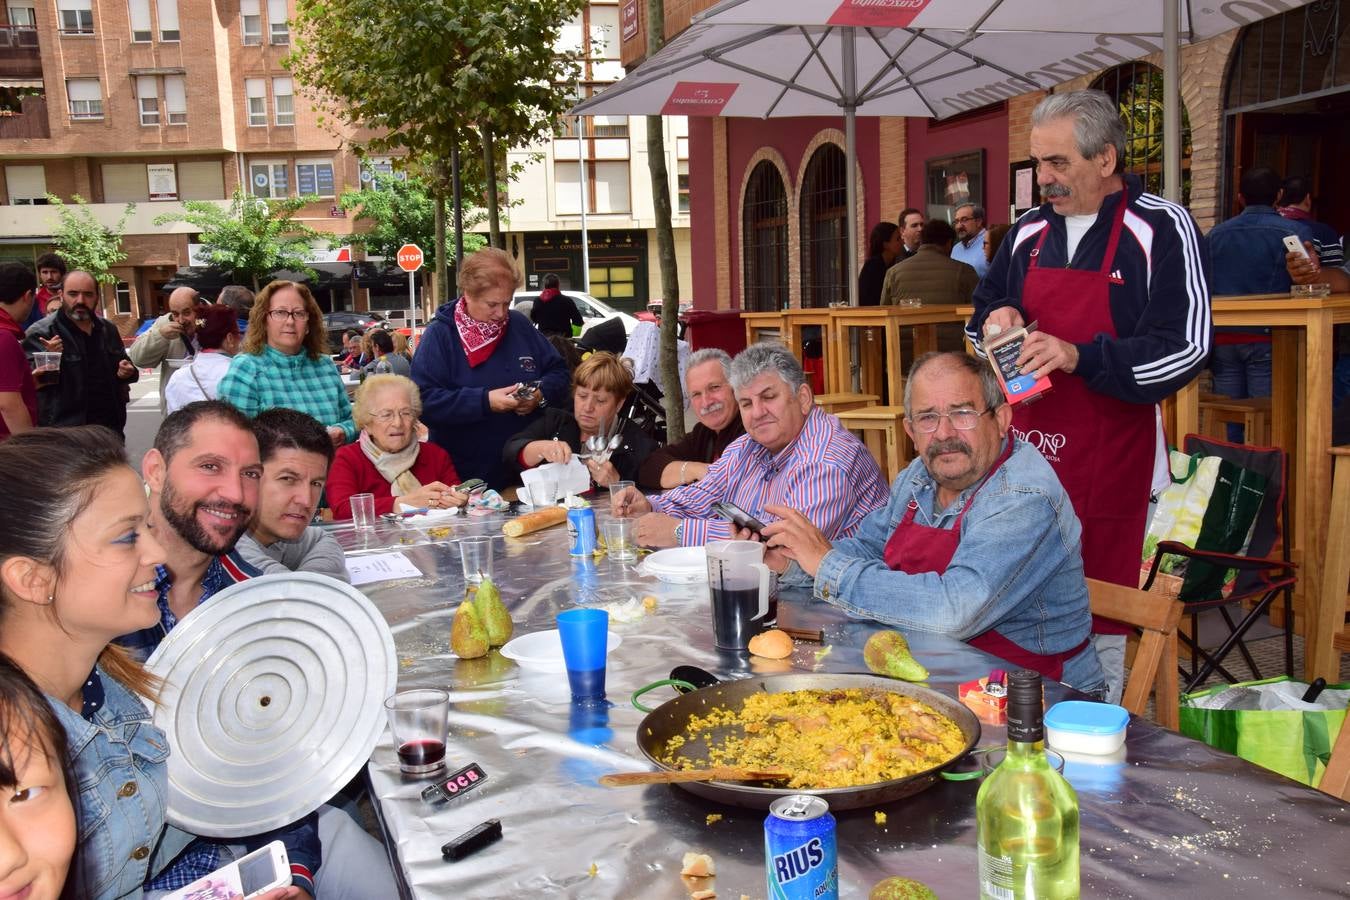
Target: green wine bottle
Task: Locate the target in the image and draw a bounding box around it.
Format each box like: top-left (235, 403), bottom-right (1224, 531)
top-left (976, 669), bottom-right (1080, 899)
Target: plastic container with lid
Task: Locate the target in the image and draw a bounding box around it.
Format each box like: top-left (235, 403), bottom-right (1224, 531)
top-left (1044, 700), bottom-right (1129, 755)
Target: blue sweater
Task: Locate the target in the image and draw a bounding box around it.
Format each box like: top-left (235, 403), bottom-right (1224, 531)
top-left (412, 300), bottom-right (570, 487)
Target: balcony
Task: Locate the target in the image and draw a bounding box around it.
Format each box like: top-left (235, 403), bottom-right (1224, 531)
top-left (0, 93), bottom-right (49, 140)
top-left (0, 199), bottom-right (231, 240)
top-left (0, 26), bottom-right (41, 79)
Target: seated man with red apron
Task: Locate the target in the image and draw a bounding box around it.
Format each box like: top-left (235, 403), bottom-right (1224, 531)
top-left (763, 351), bottom-right (1105, 697)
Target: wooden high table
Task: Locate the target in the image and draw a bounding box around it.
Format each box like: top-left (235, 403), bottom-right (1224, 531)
top-left (1168, 293), bottom-right (1350, 679)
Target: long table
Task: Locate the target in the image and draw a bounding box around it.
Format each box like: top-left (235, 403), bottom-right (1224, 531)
top-left (339, 512), bottom-right (1350, 898)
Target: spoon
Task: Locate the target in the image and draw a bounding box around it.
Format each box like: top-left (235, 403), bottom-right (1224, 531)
top-left (599, 766), bottom-right (791, 787)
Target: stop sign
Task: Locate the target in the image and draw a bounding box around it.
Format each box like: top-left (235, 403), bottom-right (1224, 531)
top-left (396, 243), bottom-right (424, 272)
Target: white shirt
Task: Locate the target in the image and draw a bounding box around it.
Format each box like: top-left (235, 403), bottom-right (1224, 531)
top-left (163, 351), bottom-right (234, 413)
top-left (1064, 212), bottom-right (1099, 263)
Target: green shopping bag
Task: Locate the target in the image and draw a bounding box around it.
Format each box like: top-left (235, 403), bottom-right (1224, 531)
top-left (1180, 676), bottom-right (1350, 787)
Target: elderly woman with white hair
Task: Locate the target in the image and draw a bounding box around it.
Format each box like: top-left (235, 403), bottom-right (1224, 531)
top-left (327, 373), bottom-right (467, 519)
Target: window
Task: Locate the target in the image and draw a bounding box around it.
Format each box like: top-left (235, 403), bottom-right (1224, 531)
top-left (272, 77), bottom-right (293, 126)
top-left (361, 156), bottom-right (396, 188)
top-left (245, 78), bottom-right (266, 126)
top-left (164, 75), bottom-right (186, 124)
top-left (240, 0), bottom-right (261, 44)
top-left (66, 78), bottom-right (102, 119)
top-left (592, 161), bottom-right (629, 213)
top-left (742, 160), bottom-right (788, 312)
top-left (249, 161), bottom-right (288, 198)
top-left (6, 6), bottom-right (36, 27)
top-left (102, 163), bottom-right (150, 202)
top-left (295, 159), bottom-right (334, 197)
top-left (591, 114), bottom-right (628, 139)
top-left (267, 0), bottom-right (288, 44)
top-left (4, 164), bottom-right (47, 204)
top-left (178, 160), bottom-right (224, 199)
top-left (588, 261), bottom-right (637, 301)
top-left (137, 75), bottom-right (159, 126)
top-left (156, 0), bottom-right (179, 40)
top-left (799, 143), bottom-right (847, 308)
top-left (114, 281), bottom-right (132, 315)
top-left (57, 0), bottom-right (92, 34)
top-left (677, 160), bottom-right (689, 215)
top-left (1094, 62), bottom-right (1193, 206)
top-left (128, 0), bottom-right (151, 41)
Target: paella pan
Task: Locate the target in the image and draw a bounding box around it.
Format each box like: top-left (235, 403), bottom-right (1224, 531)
top-left (631, 672), bottom-right (981, 810)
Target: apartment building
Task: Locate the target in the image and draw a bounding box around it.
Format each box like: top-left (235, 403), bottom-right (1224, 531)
top-left (0, 0), bottom-right (377, 333)
top-left (503, 0), bottom-right (691, 313)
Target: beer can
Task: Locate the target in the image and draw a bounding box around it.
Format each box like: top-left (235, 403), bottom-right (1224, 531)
top-left (567, 507), bottom-right (597, 557)
top-left (765, 794), bottom-right (838, 899)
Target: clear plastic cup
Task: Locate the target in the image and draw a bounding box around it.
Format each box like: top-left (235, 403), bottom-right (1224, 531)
top-left (602, 518), bottom-right (636, 561)
top-left (459, 535), bottom-right (494, 584)
top-left (384, 689), bottom-right (449, 776)
top-left (350, 493), bottom-right (377, 529)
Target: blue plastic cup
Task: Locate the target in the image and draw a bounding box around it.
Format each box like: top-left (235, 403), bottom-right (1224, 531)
top-left (557, 608), bottom-right (609, 703)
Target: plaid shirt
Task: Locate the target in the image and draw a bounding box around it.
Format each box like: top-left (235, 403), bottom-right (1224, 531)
top-left (217, 345), bottom-right (356, 442)
top-left (652, 407), bottom-right (889, 546)
top-left (119, 551), bottom-right (258, 660)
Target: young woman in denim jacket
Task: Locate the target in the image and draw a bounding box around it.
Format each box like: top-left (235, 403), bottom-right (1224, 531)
top-left (0, 427), bottom-right (303, 900)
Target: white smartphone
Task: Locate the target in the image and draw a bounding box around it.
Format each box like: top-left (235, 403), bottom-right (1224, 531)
top-left (1283, 234), bottom-right (1311, 259)
top-left (163, 840), bottom-right (290, 900)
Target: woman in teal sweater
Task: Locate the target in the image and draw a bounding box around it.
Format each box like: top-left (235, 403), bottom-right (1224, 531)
top-left (218, 281), bottom-right (355, 445)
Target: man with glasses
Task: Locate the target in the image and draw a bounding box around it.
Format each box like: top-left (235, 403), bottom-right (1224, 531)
top-left (129, 286), bottom-right (201, 415)
top-left (760, 351), bottom-right (1105, 697)
top-left (951, 203), bottom-right (989, 279)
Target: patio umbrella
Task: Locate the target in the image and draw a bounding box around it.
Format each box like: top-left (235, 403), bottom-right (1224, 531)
top-left (573, 0), bottom-right (1313, 305)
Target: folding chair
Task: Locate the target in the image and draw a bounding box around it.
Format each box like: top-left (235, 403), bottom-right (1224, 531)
top-left (1141, 434), bottom-right (1296, 694)
top-left (1087, 578), bottom-right (1183, 729)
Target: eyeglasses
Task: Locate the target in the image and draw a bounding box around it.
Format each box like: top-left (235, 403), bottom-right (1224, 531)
top-left (909, 408), bottom-right (993, 433)
top-left (372, 409), bottom-right (416, 423)
top-left (954, 216), bottom-right (977, 224)
top-left (267, 308), bottom-right (310, 322)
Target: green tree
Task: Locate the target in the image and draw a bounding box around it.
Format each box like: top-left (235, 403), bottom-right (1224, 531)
top-left (339, 163), bottom-right (487, 299)
top-left (289, 0), bottom-right (586, 296)
top-left (154, 189), bottom-right (324, 290)
top-left (46, 194), bottom-right (133, 285)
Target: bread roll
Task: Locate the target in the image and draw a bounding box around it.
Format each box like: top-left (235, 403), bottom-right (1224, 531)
top-left (747, 629), bottom-right (793, 660)
top-left (502, 505), bottom-right (568, 537)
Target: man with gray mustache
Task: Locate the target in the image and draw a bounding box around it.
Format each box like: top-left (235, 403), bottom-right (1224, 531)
top-left (761, 352), bottom-right (1105, 698)
top-left (966, 89), bottom-right (1212, 703)
top-left (637, 348), bottom-right (746, 489)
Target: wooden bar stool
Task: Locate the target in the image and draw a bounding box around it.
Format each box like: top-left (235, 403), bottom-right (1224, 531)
top-left (835, 405), bottom-right (909, 483)
top-left (1311, 446), bottom-right (1350, 683)
top-left (741, 311), bottom-right (787, 349)
top-left (1198, 394), bottom-right (1272, 446)
top-left (813, 392), bottom-right (878, 415)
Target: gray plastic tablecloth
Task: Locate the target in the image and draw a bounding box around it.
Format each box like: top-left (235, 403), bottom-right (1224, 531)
top-left (337, 512), bottom-right (1350, 898)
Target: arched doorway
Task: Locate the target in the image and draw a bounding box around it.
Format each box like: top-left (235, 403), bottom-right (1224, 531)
top-left (742, 160), bottom-right (789, 312)
top-left (1092, 62), bottom-right (1193, 205)
top-left (799, 143), bottom-right (847, 309)
top-left (1223, 0), bottom-right (1350, 230)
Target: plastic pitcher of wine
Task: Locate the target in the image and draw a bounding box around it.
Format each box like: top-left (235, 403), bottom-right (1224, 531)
top-left (705, 540), bottom-right (772, 650)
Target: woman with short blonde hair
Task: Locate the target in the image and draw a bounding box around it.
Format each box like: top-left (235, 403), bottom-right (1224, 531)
top-left (327, 374), bottom-right (466, 518)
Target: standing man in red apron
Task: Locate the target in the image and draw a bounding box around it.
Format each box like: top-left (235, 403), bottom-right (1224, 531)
top-left (969, 89), bottom-right (1212, 703)
top-left (761, 352), bottom-right (1105, 697)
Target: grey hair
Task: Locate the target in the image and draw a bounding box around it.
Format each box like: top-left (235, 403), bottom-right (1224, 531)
top-left (729, 342), bottom-right (807, 394)
top-left (685, 348), bottom-right (732, 388)
top-left (1031, 89), bottom-right (1125, 171)
top-left (903, 352), bottom-right (1004, 416)
top-left (956, 203), bottom-right (985, 221)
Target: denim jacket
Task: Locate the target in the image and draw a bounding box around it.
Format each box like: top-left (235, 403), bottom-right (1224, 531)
top-left (1208, 204), bottom-right (1315, 296)
top-left (48, 667), bottom-right (196, 900)
top-left (803, 438), bottom-right (1097, 660)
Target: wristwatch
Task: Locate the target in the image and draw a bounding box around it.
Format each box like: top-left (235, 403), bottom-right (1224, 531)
top-left (673, 522), bottom-right (685, 545)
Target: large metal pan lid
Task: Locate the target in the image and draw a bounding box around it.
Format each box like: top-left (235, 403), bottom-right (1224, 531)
top-left (146, 572), bottom-right (397, 837)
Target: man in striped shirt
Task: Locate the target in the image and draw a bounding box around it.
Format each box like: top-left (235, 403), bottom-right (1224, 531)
top-left (613, 342), bottom-right (888, 548)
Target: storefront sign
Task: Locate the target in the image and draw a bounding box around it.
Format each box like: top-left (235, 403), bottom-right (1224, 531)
top-left (621, 0), bottom-right (638, 41)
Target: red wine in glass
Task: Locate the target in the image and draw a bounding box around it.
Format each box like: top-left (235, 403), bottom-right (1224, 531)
top-left (397, 738), bottom-right (446, 774)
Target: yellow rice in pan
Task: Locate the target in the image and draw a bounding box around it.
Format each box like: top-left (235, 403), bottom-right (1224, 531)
top-left (661, 688), bottom-right (965, 789)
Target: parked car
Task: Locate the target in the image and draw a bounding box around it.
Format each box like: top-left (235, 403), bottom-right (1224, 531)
top-left (511, 290), bottom-right (639, 338)
top-left (322, 311), bottom-right (387, 353)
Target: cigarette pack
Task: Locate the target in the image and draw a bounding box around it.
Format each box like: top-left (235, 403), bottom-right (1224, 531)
top-left (983, 325), bottom-right (1052, 405)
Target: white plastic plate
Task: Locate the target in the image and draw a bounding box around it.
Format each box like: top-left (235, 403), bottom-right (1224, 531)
top-left (641, 545), bottom-right (708, 583)
top-left (146, 573), bottom-right (397, 838)
top-left (498, 628), bottom-right (622, 671)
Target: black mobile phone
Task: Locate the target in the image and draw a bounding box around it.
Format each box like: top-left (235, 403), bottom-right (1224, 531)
top-left (712, 500), bottom-right (767, 537)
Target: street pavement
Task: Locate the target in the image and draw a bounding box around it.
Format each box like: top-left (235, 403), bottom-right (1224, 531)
top-left (125, 369), bottom-right (163, 471)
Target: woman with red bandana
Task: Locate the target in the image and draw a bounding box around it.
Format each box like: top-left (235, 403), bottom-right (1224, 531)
top-left (410, 248), bottom-right (570, 487)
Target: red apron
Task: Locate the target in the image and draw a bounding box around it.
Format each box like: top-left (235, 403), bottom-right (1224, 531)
top-left (1016, 193), bottom-right (1156, 634)
top-left (881, 441), bottom-right (1088, 681)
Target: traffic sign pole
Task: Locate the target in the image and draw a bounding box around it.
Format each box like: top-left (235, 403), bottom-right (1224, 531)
top-left (396, 243), bottom-right (425, 340)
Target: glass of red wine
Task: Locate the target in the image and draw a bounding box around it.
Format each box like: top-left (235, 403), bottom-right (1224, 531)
top-left (384, 688), bottom-right (450, 776)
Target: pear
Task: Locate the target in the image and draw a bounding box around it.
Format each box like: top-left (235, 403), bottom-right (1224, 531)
top-left (450, 600), bottom-right (489, 659)
top-left (471, 576), bottom-right (514, 647)
top-left (863, 630), bottom-right (929, 682)
top-left (869, 877), bottom-right (938, 900)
